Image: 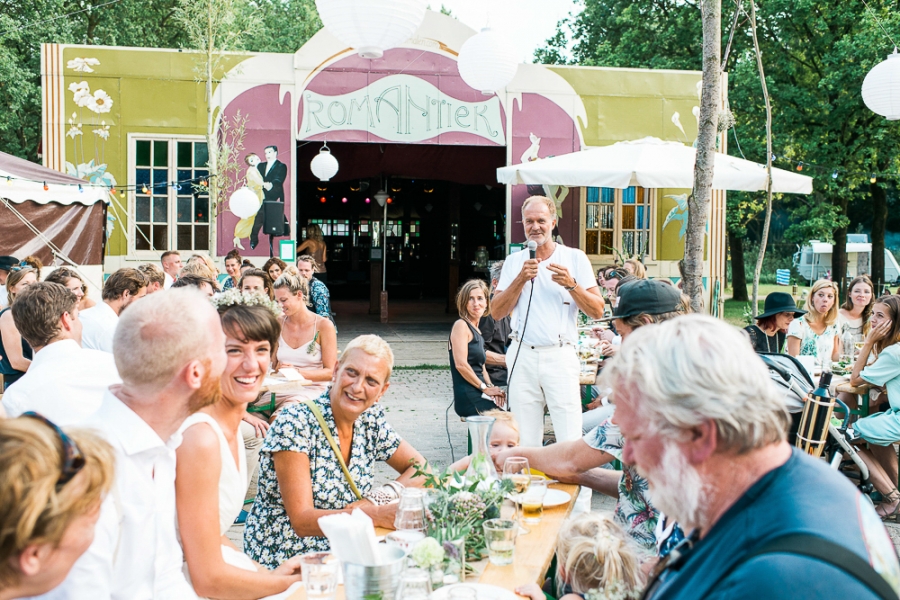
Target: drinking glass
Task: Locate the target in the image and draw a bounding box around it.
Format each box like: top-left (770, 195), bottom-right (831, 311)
top-left (448, 585), bottom-right (479, 600)
top-left (397, 567), bottom-right (432, 600)
top-left (299, 552), bottom-right (339, 600)
top-left (502, 457), bottom-right (531, 534)
top-left (521, 478), bottom-right (548, 524)
top-left (482, 519), bottom-right (518, 566)
top-left (394, 488), bottom-right (426, 532)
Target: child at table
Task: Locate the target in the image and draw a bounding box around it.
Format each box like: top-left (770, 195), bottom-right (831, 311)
top-left (450, 409), bottom-right (519, 473)
top-left (515, 512), bottom-right (645, 600)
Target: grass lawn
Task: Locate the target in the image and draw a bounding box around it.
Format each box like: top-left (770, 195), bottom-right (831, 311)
top-left (722, 283), bottom-right (810, 328)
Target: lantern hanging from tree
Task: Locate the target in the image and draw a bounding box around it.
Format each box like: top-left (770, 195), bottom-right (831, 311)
top-left (315, 0), bottom-right (427, 59)
top-left (457, 28), bottom-right (519, 95)
top-left (229, 187), bottom-right (260, 219)
top-left (310, 144), bottom-right (339, 181)
top-left (862, 48), bottom-right (900, 120)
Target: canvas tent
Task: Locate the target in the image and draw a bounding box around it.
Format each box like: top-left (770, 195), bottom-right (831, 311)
top-left (0, 151), bottom-right (108, 267)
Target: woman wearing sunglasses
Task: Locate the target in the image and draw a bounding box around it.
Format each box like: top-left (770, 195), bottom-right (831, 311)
top-left (0, 265), bottom-right (37, 389)
top-left (0, 413), bottom-right (115, 598)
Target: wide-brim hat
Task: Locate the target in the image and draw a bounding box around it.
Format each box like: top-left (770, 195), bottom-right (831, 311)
top-left (756, 292), bottom-right (806, 320)
top-left (612, 279), bottom-right (683, 319)
top-left (0, 256), bottom-right (18, 272)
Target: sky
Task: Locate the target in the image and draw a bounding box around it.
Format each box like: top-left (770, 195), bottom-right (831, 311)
top-left (435, 0), bottom-right (580, 63)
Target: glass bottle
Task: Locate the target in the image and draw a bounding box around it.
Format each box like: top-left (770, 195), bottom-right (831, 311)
top-left (463, 416), bottom-right (499, 483)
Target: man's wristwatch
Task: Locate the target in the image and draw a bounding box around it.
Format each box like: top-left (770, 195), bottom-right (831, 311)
top-left (564, 282), bottom-right (578, 291)
top-left (480, 382), bottom-right (488, 390)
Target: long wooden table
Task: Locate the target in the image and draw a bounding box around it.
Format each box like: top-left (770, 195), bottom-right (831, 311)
top-left (286, 483), bottom-right (580, 599)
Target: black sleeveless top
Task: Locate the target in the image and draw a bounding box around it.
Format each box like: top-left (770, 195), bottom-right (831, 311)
top-left (449, 320), bottom-right (493, 418)
top-left (744, 324), bottom-right (786, 354)
top-left (0, 307), bottom-right (33, 389)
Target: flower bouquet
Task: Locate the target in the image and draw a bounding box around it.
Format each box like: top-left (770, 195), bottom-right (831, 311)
top-left (408, 462), bottom-right (512, 588)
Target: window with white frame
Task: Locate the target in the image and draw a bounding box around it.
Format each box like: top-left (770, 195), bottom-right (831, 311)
top-left (583, 186), bottom-right (652, 258)
top-left (132, 137), bottom-right (209, 252)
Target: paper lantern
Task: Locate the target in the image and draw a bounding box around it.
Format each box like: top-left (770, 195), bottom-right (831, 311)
top-left (862, 49), bottom-right (900, 120)
top-left (310, 145), bottom-right (339, 181)
top-left (229, 187), bottom-right (260, 219)
top-left (315, 0), bottom-right (427, 59)
top-left (458, 28), bottom-right (519, 94)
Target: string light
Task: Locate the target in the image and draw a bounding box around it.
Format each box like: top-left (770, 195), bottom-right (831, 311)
top-left (871, 174), bottom-right (877, 183)
top-left (78, 184), bottom-right (83, 193)
top-left (365, 197), bottom-right (371, 204)
top-left (320, 196), bottom-right (326, 203)
top-left (341, 197), bottom-right (348, 203)
top-left (796, 161), bottom-right (803, 171)
top-left (141, 184), bottom-right (149, 194)
top-left (43, 182), bottom-right (48, 191)
top-left (387, 197), bottom-right (393, 204)
top-left (5, 177), bottom-right (10, 185)
top-left (832, 170), bottom-right (839, 180)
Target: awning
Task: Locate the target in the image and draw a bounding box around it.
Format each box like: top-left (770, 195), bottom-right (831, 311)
top-left (0, 151), bottom-right (108, 206)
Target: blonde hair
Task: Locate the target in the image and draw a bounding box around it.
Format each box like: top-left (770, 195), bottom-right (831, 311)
top-left (624, 258), bottom-right (646, 279)
top-left (805, 279), bottom-right (839, 328)
top-left (556, 513), bottom-right (644, 597)
top-left (521, 195), bottom-right (557, 220)
top-left (180, 260), bottom-right (218, 283)
top-left (6, 267), bottom-right (36, 306)
top-left (297, 254), bottom-right (320, 272)
top-left (481, 409), bottom-right (520, 439)
top-left (339, 335), bottom-right (394, 382)
top-left (273, 272), bottom-right (309, 301)
top-left (455, 279), bottom-right (491, 320)
top-left (0, 419), bottom-right (115, 587)
top-left (113, 287), bottom-right (220, 388)
top-left (187, 254), bottom-right (219, 277)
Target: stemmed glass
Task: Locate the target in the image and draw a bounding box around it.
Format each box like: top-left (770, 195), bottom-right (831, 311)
top-left (502, 457), bottom-right (531, 535)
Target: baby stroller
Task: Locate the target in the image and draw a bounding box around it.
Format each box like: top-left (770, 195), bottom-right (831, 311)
top-left (758, 353), bottom-right (874, 499)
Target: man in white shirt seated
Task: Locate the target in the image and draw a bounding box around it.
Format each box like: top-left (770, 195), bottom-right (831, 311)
top-left (79, 268), bottom-right (148, 353)
top-left (37, 288), bottom-right (228, 600)
top-left (2, 282), bottom-right (121, 424)
top-left (161, 250), bottom-right (182, 289)
top-left (136, 262), bottom-right (166, 294)
top-left (0, 255), bottom-right (17, 309)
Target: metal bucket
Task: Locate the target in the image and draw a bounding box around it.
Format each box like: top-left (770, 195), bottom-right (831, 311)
top-left (342, 546), bottom-right (408, 600)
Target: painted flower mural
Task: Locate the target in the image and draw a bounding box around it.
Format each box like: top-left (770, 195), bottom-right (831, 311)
top-left (67, 57), bottom-right (100, 73)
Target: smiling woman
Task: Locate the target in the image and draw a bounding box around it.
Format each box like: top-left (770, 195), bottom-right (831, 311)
top-left (244, 334), bottom-right (428, 569)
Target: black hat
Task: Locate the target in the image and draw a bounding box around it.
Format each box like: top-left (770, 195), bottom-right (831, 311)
top-left (0, 256), bottom-right (18, 272)
top-left (756, 292), bottom-right (806, 320)
top-left (613, 279), bottom-right (683, 319)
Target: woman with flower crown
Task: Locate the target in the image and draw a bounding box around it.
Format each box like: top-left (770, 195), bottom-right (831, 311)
top-left (174, 293), bottom-right (303, 599)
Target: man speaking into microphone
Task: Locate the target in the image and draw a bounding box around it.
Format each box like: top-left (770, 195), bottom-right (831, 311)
top-left (493, 195), bottom-right (605, 451)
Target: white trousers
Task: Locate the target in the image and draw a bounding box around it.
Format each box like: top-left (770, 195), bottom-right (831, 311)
top-left (507, 341), bottom-right (583, 447)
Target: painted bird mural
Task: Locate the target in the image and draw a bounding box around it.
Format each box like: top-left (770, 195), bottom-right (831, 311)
top-left (663, 193), bottom-right (709, 240)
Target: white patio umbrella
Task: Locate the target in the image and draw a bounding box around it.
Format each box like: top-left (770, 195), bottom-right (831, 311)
top-left (497, 136), bottom-right (813, 193)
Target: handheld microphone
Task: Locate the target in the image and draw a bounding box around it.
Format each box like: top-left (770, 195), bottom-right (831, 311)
top-left (527, 240), bottom-right (537, 259)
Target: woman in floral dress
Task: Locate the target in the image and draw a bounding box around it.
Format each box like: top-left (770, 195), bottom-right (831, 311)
top-left (787, 278), bottom-right (841, 362)
top-left (244, 335), bottom-right (427, 568)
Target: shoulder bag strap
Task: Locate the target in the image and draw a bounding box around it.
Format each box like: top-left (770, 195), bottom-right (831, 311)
top-left (712, 533), bottom-right (896, 600)
top-left (302, 399), bottom-right (363, 501)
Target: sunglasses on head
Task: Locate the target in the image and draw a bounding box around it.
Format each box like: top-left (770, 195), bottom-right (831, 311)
top-left (9, 261), bottom-right (31, 272)
top-left (21, 412), bottom-right (86, 487)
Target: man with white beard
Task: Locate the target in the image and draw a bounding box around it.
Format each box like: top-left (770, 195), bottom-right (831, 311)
top-left (606, 315), bottom-right (900, 600)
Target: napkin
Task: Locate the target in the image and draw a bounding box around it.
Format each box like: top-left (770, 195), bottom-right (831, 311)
top-left (318, 509), bottom-right (383, 565)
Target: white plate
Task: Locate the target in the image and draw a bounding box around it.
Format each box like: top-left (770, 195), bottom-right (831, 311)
top-left (514, 488), bottom-right (571, 507)
top-left (431, 583), bottom-right (519, 600)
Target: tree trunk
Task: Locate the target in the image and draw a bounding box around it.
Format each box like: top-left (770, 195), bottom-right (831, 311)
top-left (871, 182), bottom-right (888, 293)
top-left (729, 228), bottom-right (749, 301)
top-left (684, 0), bottom-right (722, 313)
top-left (832, 195), bottom-right (849, 302)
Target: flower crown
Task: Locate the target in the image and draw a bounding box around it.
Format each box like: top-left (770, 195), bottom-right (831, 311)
top-left (212, 289), bottom-right (281, 317)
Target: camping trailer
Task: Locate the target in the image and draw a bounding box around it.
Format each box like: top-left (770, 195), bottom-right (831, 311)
top-left (793, 235), bottom-right (900, 283)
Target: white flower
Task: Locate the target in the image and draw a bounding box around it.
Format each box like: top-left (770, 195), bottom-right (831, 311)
top-left (68, 81), bottom-right (89, 94)
top-left (67, 58), bottom-right (100, 73)
top-left (93, 125), bottom-right (110, 140)
top-left (89, 89), bottom-right (113, 113)
top-left (66, 123), bottom-right (83, 139)
top-left (74, 91), bottom-right (94, 108)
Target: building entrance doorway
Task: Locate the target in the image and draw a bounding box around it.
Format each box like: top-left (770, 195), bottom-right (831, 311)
top-left (295, 142), bottom-right (506, 315)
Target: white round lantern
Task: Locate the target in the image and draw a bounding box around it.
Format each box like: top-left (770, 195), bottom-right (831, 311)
top-left (229, 187), bottom-right (260, 219)
top-left (315, 0), bottom-right (427, 59)
top-left (310, 145), bottom-right (339, 181)
top-left (457, 28), bottom-right (519, 95)
top-left (374, 190), bottom-right (389, 207)
top-left (862, 48), bottom-right (900, 120)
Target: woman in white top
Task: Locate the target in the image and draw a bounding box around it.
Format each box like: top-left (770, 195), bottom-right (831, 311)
top-left (838, 275), bottom-right (874, 342)
top-left (272, 273), bottom-right (337, 412)
top-left (787, 278), bottom-right (841, 362)
top-left (175, 300), bottom-right (302, 599)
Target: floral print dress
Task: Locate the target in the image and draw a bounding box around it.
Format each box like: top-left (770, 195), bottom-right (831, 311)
top-left (787, 316), bottom-right (839, 358)
top-left (583, 417), bottom-right (658, 551)
top-left (243, 391), bottom-right (401, 568)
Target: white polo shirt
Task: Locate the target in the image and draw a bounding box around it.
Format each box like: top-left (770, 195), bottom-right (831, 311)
top-left (497, 244), bottom-right (597, 347)
top-left (36, 392), bottom-right (197, 600)
top-left (79, 302), bottom-right (118, 353)
top-left (164, 272), bottom-right (174, 289)
top-left (2, 339), bottom-right (120, 424)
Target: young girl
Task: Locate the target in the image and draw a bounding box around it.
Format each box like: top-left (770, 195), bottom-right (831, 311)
top-left (839, 275), bottom-right (874, 342)
top-left (450, 409), bottom-right (519, 472)
top-left (787, 278), bottom-right (841, 362)
top-left (849, 295), bottom-right (900, 520)
top-left (516, 512), bottom-right (645, 600)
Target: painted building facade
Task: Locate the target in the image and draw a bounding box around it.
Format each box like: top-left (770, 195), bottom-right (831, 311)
top-left (42, 11), bottom-right (725, 309)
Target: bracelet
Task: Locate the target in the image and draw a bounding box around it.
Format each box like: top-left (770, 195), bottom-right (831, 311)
top-left (564, 283), bottom-right (578, 291)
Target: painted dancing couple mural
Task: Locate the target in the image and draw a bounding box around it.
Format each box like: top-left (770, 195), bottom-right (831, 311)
top-left (234, 145), bottom-right (288, 250)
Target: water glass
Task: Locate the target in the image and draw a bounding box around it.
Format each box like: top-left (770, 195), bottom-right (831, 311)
top-left (397, 567), bottom-right (432, 600)
top-left (521, 478), bottom-right (548, 524)
top-left (483, 518), bottom-right (518, 566)
top-left (394, 488), bottom-right (426, 531)
top-left (385, 529), bottom-right (426, 552)
top-left (502, 457), bottom-right (531, 534)
top-left (299, 551), bottom-right (339, 600)
top-left (448, 585), bottom-right (478, 600)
